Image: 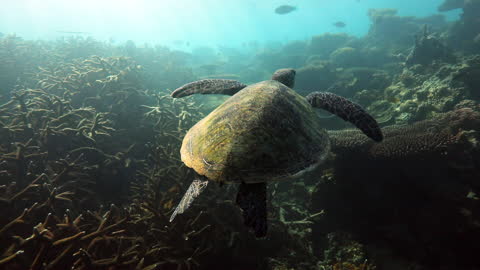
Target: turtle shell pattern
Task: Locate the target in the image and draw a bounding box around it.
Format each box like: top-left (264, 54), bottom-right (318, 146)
top-left (180, 80), bottom-right (330, 183)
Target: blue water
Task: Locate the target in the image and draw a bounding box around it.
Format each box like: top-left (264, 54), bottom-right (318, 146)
top-left (0, 0), bottom-right (460, 48)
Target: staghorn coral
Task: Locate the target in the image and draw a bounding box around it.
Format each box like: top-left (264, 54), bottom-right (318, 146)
top-left (317, 232), bottom-right (372, 268)
top-left (0, 38), bottom-right (229, 269)
top-left (0, 36), bottom-right (321, 270)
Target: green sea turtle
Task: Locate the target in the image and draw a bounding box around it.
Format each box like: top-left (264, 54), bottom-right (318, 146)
top-left (169, 68), bottom-right (383, 237)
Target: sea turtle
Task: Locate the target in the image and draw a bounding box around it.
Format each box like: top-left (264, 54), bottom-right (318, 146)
top-left (169, 68), bottom-right (383, 237)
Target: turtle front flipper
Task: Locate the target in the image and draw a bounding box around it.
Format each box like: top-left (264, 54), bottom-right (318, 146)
top-left (170, 179), bottom-right (209, 222)
top-left (306, 92), bottom-right (383, 142)
top-left (236, 182), bottom-right (267, 238)
top-left (171, 79), bottom-right (247, 98)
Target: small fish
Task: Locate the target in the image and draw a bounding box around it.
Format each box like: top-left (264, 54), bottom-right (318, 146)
top-left (275, 5), bottom-right (296, 15)
top-left (333, 21), bottom-right (346, 28)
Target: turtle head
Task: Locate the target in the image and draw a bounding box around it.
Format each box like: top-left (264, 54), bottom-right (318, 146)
top-left (272, 68), bottom-right (296, 88)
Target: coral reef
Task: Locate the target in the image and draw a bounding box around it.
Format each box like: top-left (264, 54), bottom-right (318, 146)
top-left (329, 47), bottom-right (362, 68)
top-left (440, 0), bottom-right (480, 52)
top-left (1, 2), bottom-right (480, 267)
top-left (313, 107), bottom-right (480, 270)
top-left (361, 54), bottom-right (480, 125)
top-left (329, 107), bottom-right (480, 159)
top-left (365, 9), bottom-right (448, 54)
top-left (0, 35), bottom-right (323, 270)
top-left (405, 25), bottom-right (455, 66)
top-left (0, 50), bottom-right (217, 269)
top-left (309, 33), bottom-right (353, 57)
top-left (366, 9), bottom-right (420, 51)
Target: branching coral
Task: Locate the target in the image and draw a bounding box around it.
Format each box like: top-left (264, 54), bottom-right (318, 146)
top-left (0, 36), bottom-right (232, 270)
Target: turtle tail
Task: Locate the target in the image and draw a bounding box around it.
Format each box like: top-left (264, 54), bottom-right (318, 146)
top-left (171, 79), bottom-right (247, 98)
top-left (306, 92), bottom-right (383, 142)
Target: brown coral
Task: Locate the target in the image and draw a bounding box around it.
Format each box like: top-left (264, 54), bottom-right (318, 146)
top-left (314, 108), bottom-right (480, 270)
top-left (329, 107), bottom-right (480, 160)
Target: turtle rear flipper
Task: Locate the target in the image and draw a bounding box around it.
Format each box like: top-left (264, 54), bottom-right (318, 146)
top-left (171, 79), bottom-right (247, 98)
top-left (170, 179), bottom-right (209, 222)
top-left (236, 182), bottom-right (267, 238)
top-left (306, 92), bottom-right (383, 142)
